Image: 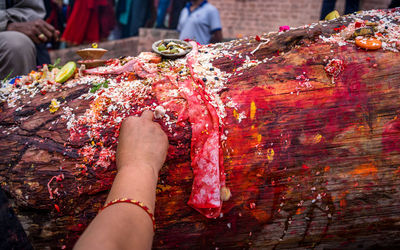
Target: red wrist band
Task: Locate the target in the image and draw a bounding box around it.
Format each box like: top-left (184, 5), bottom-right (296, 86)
top-left (100, 198), bottom-right (156, 232)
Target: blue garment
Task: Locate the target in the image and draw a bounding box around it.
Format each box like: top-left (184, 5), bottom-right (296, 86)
top-left (156, 0), bottom-right (170, 28)
top-left (177, 0), bottom-right (221, 45)
top-left (116, 0), bottom-right (153, 38)
top-left (118, 0), bottom-right (133, 26)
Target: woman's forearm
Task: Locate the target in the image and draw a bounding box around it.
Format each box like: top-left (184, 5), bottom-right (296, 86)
top-left (74, 111), bottom-right (168, 250)
top-left (106, 164), bottom-right (158, 210)
top-left (74, 164), bottom-right (159, 250)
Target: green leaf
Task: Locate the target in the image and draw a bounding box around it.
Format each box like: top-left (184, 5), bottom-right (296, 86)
top-left (90, 85), bottom-right (100, 93)
top-left (90, 80), bottom-right (109, 93)
top-left (54, 58), bottom-right (61, 67)
top-left (2, 70), bottom-right (13, 83)
top-left (48, 58), bottom-right (62, 71)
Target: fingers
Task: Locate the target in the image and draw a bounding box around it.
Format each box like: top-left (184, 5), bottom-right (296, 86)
top-left (120, 111), bottom-right (156, 129)
top-left (141, 110), bottom-right (154, 121)
top-left (7, 20), bottom-right (60, 44)
top-left (55, 30), bottom-right (60, 41)
top-left (37, 26), bottom-right (52, 42)
top-left (9, 22), bottom-right (41, 44)
top-left (41, 20), bottom-right (60, 41)
top-left (29, 26), bottom-right (42, 44)
top-left (34, 20), bottom-right (59, 42)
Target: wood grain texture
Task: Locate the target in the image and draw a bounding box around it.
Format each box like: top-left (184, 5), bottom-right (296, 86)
top-left (1, 9), bottom-right (400, 249)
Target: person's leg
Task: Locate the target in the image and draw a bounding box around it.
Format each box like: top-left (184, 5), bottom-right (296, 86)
top-left (156, 0), bottom-right (171, 28)
top-left (36, 44), bottom-right (51, 66)
top-left (169, 0), bottom-right (188, 29)
top-left (0, 31), bottom-right (36, 79)
top-left (320, 0), bottom-right (337, 20)
top-left (389, 0), bottom-right (400, 8)
top-left (344, 0), bottom-right (360, 15)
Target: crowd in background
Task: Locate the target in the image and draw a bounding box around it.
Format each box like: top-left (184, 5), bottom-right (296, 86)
top-left (2, 0), bottom-right (400, 79)
top-left (44, 0), bottom-right (190, 47)
top-left (322, 0), bottom-right (399, 20)
top-left (46, 0), bottom-right (400, 48)
top-left (0, 0), bottom-right (221, 79)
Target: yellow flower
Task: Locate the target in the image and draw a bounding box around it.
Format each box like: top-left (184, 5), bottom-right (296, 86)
top-left (49, 99), bottom-right (60, 113)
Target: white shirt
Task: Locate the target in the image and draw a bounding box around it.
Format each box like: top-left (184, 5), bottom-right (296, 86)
top-left (177, 1), bottom-right (222, 45)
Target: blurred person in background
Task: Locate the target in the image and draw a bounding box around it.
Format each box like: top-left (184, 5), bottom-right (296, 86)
top-left (155, 0), bottom-right (170, 28)
top-left (61, 0), bottom-right (115, 45)
top-left (115, 0), bottom-right (156, 38)
top-left (43, 0), bottom-right (65, 49)
top-left (155, 0), bottom-right (189, 29)
top-left (320, 0), bottom-right (360, 20)
top-left (177, 0), bottom-right (222, 44)
top-left (169, 0), bottom-right (188, 29)
top-left (0, 0), bottom-right (59, 79)
top-left (389, 0), bottom-right (400, 8)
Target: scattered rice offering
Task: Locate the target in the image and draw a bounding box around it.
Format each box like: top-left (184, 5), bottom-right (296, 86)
top-left (1, 8), bottom-right (399, 217)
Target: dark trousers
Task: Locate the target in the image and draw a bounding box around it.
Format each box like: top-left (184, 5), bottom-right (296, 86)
top-left (390, 0), bottom-right (400, 8)
top-left (0, 187), bottom-right (33, 250)
top-left (169, 0), bottom-right (189, 29)
top-left (36, 43), bottom-right (51, 66)
top-left (320, 0), bottom-right (360, 20)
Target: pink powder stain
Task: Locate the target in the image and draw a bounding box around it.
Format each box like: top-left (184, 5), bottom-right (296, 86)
top-left (382, 117), bottom-right (400, 153)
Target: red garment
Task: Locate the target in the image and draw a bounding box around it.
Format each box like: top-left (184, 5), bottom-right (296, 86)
top-left (99, 1), bottom-right (116, 40)
top-left (46, 2), bottom-right (61, 32)
top-left (62, 0), bottom-right (115, 45)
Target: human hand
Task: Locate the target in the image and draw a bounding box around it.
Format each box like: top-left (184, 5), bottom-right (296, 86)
top-left (7, 19), bottom-right (60, 44)
top-left (53, 0), bottom-right (63, 8)
top-left (116, 110), bottom-right (169, 178)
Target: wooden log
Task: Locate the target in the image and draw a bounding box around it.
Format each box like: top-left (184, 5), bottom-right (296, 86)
top-left (1, 8), bottom-right (400, 249)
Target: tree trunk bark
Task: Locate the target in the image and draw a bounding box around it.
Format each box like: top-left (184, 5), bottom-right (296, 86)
top-left (1, 9), bottom-right (400, 249)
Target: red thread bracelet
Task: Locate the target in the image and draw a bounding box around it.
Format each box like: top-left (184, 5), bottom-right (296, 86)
top-left (100, 198), bottom-right (156, 232)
